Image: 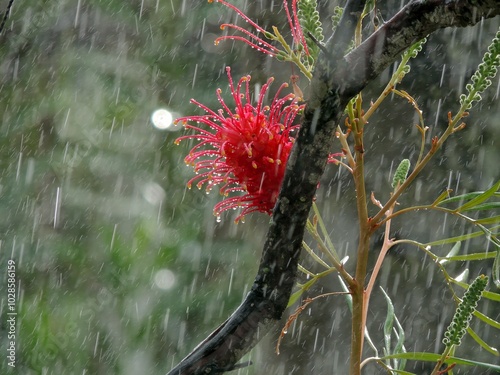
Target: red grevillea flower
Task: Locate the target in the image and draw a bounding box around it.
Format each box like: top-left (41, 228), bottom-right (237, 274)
top-left (212, 0), bottom-right (309, 57)
top-left (175, 67), bottom-right (304, 222)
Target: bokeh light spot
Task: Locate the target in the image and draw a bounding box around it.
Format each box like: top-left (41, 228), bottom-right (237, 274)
top-left (154, 269), bottom-right (176, 290)
top-left (151, 109), bottom-right (173, 129)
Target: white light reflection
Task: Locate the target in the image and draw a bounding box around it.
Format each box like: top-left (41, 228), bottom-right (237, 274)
top-left (154, 269), bottom-right (176, 290)
top-left (151, 108), bottom-right (173, 130)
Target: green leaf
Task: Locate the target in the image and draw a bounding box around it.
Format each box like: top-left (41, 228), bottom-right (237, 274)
top-left (287, 289), bottom-right (303, 307)
top-left (393, 312), bottom-right (407, 370)
top-left (302, 240), bottom-right (330, 269)
top-left (287, 275), bottom-right (319, 307)
top-left (476, 215), bottom-right (500, 225)
top-left (437, 251), bottom-right (497, 262)
top-left (462, 202), bottom-right (500, 211)
top-left (380, 287), bottom-right (407, 370)
top-left (437, 251), bottom-right (496, 262)
top-left (467, 326), bottom-right (499, 356)
top-left (424, 230), bottom-right (490, 247)
top-left (439, 241), bottom-right (461, 264)
top-left (456, 180), bottom-right (500, 212)
top-left (474, 310), bottom-right (500, 329)
top-left (338, 275), bottom-right (352, 311)
top-left (438, 191), bottom-right (500, 205)
top-left (493, 245), bottom-right (500, 289)
top-left (380, 352), bottom-right (500, 370)
top-left (431, 189), bottom-right (452, 207)
top-left (381, 287), bottom-right (395, 358)
top-left (454, 268), bottom-right (469, 283)
top-left (364, 327), bottom-right (379, 357)
top-left (312, 203), bottom-right (340, 262)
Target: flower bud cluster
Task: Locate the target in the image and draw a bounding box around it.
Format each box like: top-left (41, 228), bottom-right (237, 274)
top-left (392, 159), bottom-right (410, 188)
top-left (297, 0), bottom-right (324, 61)
top-left (442, 275), bottom-right (488, 347)
top-left (460, 30), bottom-right (500, 110)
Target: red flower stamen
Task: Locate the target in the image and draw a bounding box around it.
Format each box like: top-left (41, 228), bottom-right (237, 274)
top-left (216, 24), bottom-right (279, 57)
top-left (284, 0), bottom-right (310, 56)
top-left (175, 67), bottom-right (304, 222)
top-left (211, 0), bottom-right (309, 57)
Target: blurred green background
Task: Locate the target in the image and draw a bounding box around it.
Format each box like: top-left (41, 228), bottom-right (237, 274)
top-left (0, 0), bottom-right (499, 374)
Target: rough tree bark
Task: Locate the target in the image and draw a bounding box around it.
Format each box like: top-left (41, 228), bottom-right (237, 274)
top-left (167, 1), bottom-right (500, 374)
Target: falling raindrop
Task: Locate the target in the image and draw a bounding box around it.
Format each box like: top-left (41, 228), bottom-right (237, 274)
top-left (433, 98), bottom-right (442, 128)
top-left (439, 64), bottom-right (446, 87)
top-left (53, 187), bottom-right (61, 229)
top-left (192, 63), bottom-right (198, 89)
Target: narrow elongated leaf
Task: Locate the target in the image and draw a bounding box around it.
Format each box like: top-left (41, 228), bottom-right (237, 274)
top-left (456, 180), bottom-right (500, 212)
top-left (312, 203), bottom-right (340, 262)
top-left (438, 190), bottom-right (500, 206)
top-left (287, 289), bottom-right (305, 308)
top-left (454, 269), bottom-right (469, 283)
top-left (425, 230), bottom-right (488, 246)
top-left (462, 202), bottom-right (500, 211)
top-left (467, 326), bottom-right (499, 356)
top-left (381, 287), bottom-right (395, 358)
top-left (439, 241), bottom-right (461, 264)
top-left (364, 327), bottom-right (379, 357)
top-left (476, 215), bottom-right (500, 225)
top-left (493, 246), bottom-right (500, 289)
top-left (302, 241), bottom-right (330, 269)
top-left (438, 251), bottom-right (497, 262)
top-left (380, 352), bottom-right (500, 370)
top-left (431, 189), bottom-right (452, 207)
top-left (474, 310), bottom-right (500, 329)
top-left (338, 275), bottom-right (352, 311)
top-left (287, 289), bottom-right (304, 307)
top-left (393, 313), bottom-right (407, 370)
top-left (287, 276), bottom-right (319, 307)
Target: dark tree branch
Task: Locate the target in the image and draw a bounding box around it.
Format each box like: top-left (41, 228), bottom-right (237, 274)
top-left (167, 1), bottom-right (500, 374)
top-left (0, 0), bottom-right (15, 35)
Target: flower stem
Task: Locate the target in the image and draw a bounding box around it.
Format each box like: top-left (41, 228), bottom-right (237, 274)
top-left (349, 114), bottom-right (370, 375)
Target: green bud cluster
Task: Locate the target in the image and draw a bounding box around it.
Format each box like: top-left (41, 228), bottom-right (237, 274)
top-left (442, 275), bottom-right (488, 347)
top-left (276, 51), bottom-right (288, 61)
top-left (331, 6), bottom-right (343, 34)
top-left (406, 38), bottom-right (427, 59)
top-left (460, 29), bottom-right (500, 110)
top-left (297, 0), bottom-right (324, 61)
top-left (392, 159), bottom-right (410, 188)
top-left (399, 38), bottom-right (427, 77)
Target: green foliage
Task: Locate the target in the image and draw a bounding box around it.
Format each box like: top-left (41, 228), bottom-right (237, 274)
top-left (460, 29), bottom-right (500, 109)
top-left (297, 0), bottom-right (324, 60)
top-left (443, 275), bottom-right (488, 347)
top-left (398, 38), bottom-right (427, 79)
top-left (380, 287), bottom-right (407, 371)
top-left (380, 352), bottom-right (500, 372)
